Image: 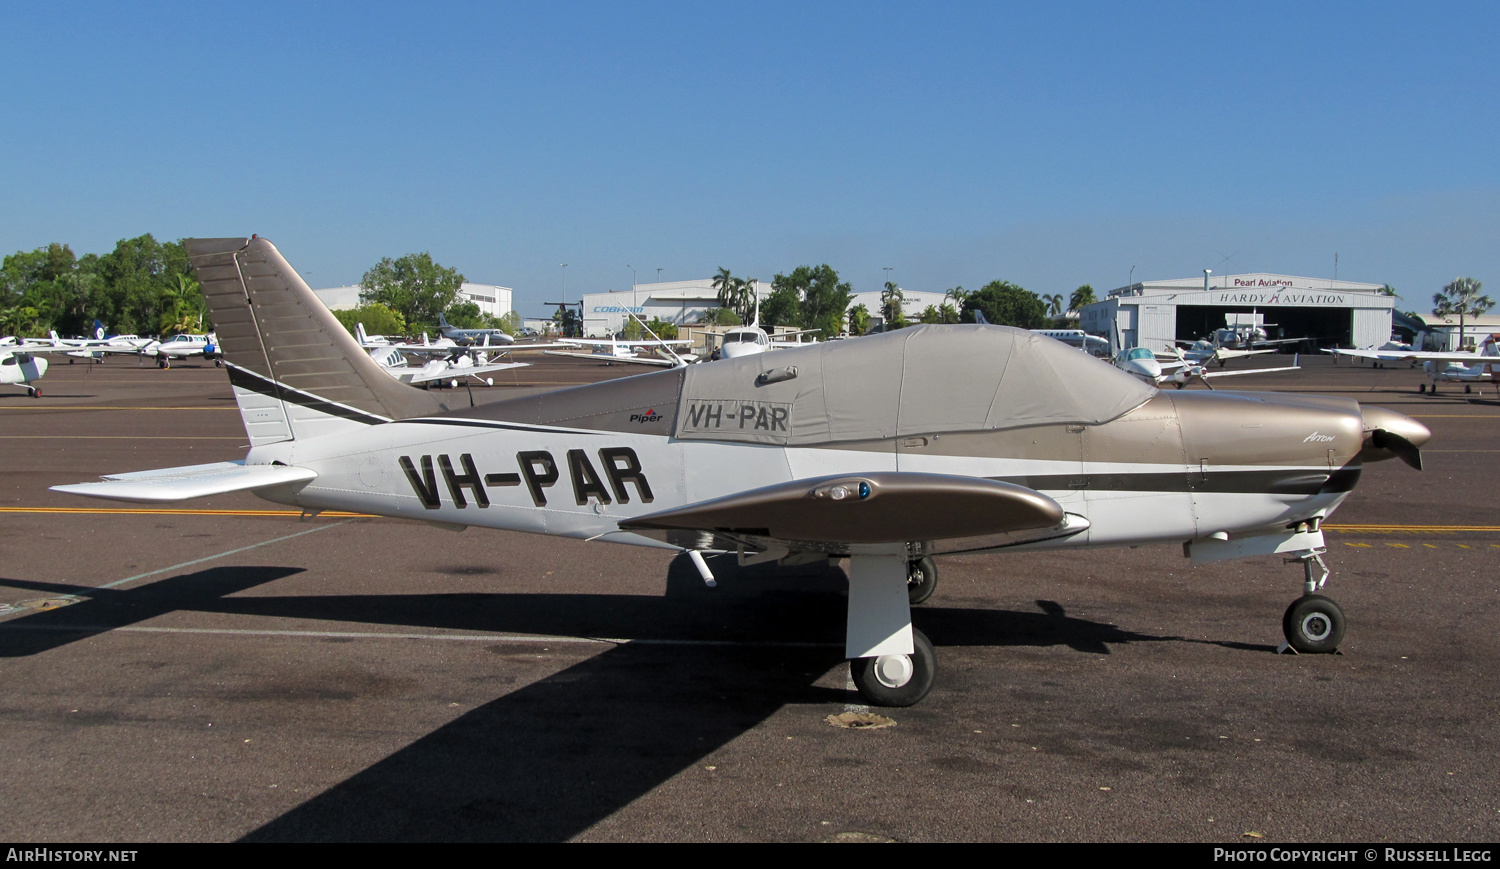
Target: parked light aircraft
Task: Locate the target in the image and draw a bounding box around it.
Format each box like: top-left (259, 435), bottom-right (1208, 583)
top-left (0, 346), bottom-right (49, 396)
top-left (142, 333), bottom-right (220, 368)
top-left (718, 292), bottom-right (819, 359)
top-left (1175, 338), bottom-right (1279, 368)
top-left (1326, 335), bottom-right (1500, 395)
top-left (1112, 345), bottom-right (1300, 390)
top-left (438, 312), bottom-right (514, 347)
top-left (1030, 329), bottom-right (1111, 357)
top-left (363, 342), bottom-right (529, 388)
top-left (53, 237), bottom-right (1431, 707)
top-left (0, 337), bottom-right (139, 395)
top-left (47, 321), bottom-right (154, 362)
top-left (545, 337), bottom-right (693, 368)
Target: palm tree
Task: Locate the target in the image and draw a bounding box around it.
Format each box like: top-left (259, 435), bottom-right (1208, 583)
top-left (881, 281), bottom-right (906, 329)
top-left (712, 268), bottom-right (754, 324)
top-left (1433, 277), bottom-right (1494, 349)
top-left (1069, 285), bottom-right (1097, 312)
top-left (1043, 293), bottom-right (1064, 319)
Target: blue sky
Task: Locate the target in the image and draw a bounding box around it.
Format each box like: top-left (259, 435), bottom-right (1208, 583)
top-left (2, 1), bottom-right (1496, 316)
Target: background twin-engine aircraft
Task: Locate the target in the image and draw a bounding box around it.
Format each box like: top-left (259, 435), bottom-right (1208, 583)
top-left (51, 237), bottom-right (1430, 707)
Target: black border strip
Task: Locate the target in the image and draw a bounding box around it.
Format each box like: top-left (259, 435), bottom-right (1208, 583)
top-left (225, 363), bottom-right (389, 426)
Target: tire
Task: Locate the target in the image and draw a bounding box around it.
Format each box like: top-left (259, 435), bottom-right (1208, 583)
top-left (851, 628), bottom-right (936, 707)
top-left (907, 556), bottom-right (938, 605)
top-left (1282, 594), bottom-right (1345, 654)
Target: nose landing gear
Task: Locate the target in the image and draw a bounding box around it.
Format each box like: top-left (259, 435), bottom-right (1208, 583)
top-left (1279, 548), bottom-right (1345, 654)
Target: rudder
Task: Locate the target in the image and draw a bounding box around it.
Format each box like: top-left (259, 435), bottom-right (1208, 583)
top-left (186, 237), bottom-right (446, 445)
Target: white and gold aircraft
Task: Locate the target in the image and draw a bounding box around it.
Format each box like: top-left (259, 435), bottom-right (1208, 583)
top-left (52, 237), bottom-right (1430, 707)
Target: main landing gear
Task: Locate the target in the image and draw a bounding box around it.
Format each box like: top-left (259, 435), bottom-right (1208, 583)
top-left (25, 385), bottom-right (40, 398)
top-left (907, 555), bottom-right (938, 604)
top-left (1280, 548), bottom-right (1346, 654)
top-left (851, 628), bottom-right (936, 707)
top-left (846, 553), bottom-right (938, 707)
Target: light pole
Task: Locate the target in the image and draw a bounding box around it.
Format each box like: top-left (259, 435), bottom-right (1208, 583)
top-left (883, 267), bottom-right (893, 287)
top-left (657, 268), bottom-right (662, 283)
top-left (627, 264), bottom-right (636, 289)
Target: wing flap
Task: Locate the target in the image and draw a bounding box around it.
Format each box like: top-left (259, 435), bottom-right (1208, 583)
top-left (619, 472), bottom-right (1070, 550)
top-left (51, 461), bottom-right (317, 503)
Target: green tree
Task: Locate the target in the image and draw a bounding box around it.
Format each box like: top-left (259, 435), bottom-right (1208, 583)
top-left (848, 303), bottom-right (871, 335)
top-left (93, 235), bottom-right (195, 335)
top-left (760, 283), bottom-right (801, 328)
top-left (644, 317), bottom-right (679, 340)
top-left (962, 280), bottom-right (1048, 328)
top-left (1432, 277), bottom-right (1493, 349)
top-left (1379, 284), bottom-right (1397, 297)
top-left (943, 286), bottom-right (968, 311)
top-left (1069, 284), bottom-right (1097, 312)
top-left (1043, 293), bottom-right (1064, 318)
top-left (497, 311), bottom-right (522, 335)
top-left (360, 253), bottom-right (465, 334)
top-left (702, 307), bottom-right (742, 326)
top-left (332, 303), bottom-right (407, 338)
top-left (769, 265), bottom-right (854, 338)
top-left (442, 301), bottom-right (486, 329)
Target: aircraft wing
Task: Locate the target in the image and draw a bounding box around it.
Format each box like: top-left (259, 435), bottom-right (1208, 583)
top-left (542, 349), bottom-right (683, 367)
top-left (404, 361), bottom-right (531, 384)
top-left (1200, 365), bottom-right (1301, 380)
top-left (618, 472), bottom-right (1088, 556)
top-left (50, 461), bottom-right (317, 504)
top-left (558, 338), bottom-right (691, 348)
top-left (13, 342), bottom-right (142, 355)
top-left (1328, 348), bottom-right (1500, 364)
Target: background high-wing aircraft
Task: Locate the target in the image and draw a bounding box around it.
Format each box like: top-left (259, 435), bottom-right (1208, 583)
top-left (1326, 335), bottom-right (1500, 395)
top-left (1173, 338), bottom-right (1280, 367)
top-left (0, 346), bottom-right (50, 396)
top-left (47, 321), bottom-right (154, 362)
top-left (545, 336), bottom-right (694, 368)
top-left (0, 336), bottom-right (142, 395)
top-left (53, 237), bottom-right (1430, 708)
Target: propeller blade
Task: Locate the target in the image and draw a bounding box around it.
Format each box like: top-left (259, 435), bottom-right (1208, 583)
top-left (1371, 429), bottom-right (1423, 471)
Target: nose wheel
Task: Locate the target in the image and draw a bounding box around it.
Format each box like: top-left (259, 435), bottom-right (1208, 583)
top-left (1279, 548), bottom-right (1345, 654)
top-left (1282, 595), bottom-right (1346, 653)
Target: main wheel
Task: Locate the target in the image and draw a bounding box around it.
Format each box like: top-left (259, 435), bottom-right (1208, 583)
top-left (850, 627), bottom-right (935, 707)
top-left (27, 386), bottom-right (39, 398)
top-left (1282, 594), bottom-right (1345, 653)
top-left (907, 556), bottom-right (938, 605)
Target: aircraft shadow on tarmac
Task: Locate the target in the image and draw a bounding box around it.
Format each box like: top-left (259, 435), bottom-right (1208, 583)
top-left (0, 556), bottom-right (1265, 841)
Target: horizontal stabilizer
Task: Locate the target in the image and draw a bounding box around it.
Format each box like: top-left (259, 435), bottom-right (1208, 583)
top-left (619, 472), bottom-right (1070, 551)
top-left (50, 461), bottom-right (317, 503)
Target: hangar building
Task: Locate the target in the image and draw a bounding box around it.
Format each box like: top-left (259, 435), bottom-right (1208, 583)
top-left (313, 283), bottom-right (514, 319)
top-left (1079, 273), bottom-right (1393, 352)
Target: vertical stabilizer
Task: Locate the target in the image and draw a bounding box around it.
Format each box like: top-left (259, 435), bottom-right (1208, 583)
top-left (186, 237), bottom-right (445, 445)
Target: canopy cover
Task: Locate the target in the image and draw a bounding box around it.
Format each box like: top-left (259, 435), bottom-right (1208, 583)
top-left (674, 324), bottom-right (1157, 446)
